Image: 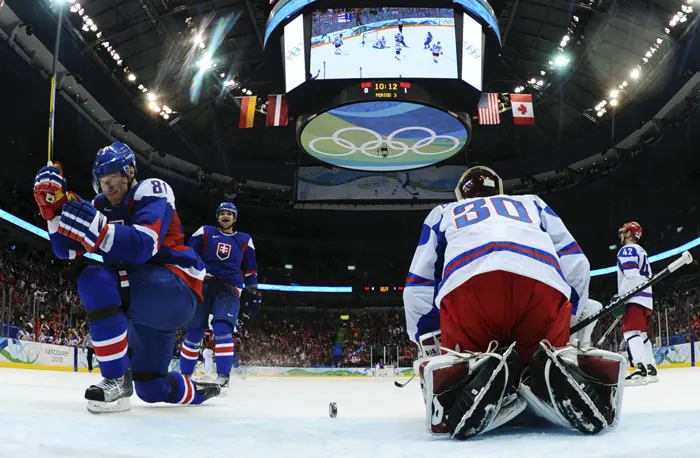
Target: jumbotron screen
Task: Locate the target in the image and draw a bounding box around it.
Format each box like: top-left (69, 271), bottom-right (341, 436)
top-left (309, 8), bottom-right (458, 80)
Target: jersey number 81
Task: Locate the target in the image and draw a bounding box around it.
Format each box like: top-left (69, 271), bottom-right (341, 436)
top-left (453, 197), bottom-right (532, 229)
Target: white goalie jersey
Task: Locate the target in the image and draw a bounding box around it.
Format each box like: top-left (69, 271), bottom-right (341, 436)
top-left (403, 194), bottom-right (591, 343)
top-left (616, 243), bottom-right (653, 310)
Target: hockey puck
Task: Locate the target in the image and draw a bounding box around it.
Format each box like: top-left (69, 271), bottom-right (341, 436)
top-left (329, 402), bottom-right (338, 418)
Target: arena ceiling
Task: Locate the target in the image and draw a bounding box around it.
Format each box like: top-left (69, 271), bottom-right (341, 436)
top-left (14, 0), bottom-right (700, 171)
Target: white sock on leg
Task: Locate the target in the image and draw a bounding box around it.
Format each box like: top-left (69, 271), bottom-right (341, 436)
top-left (623, 331), bottom-right (646, 366)
top-left (642, 332), bottom-right (655, 368)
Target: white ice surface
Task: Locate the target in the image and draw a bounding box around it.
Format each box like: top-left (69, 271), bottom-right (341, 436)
top-left (310, 26), bottom-right (458, 80)
top-left (1, 367), bottom-right (700, 458)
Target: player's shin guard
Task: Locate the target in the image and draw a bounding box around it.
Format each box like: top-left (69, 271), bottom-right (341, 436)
top-left (518, 341), bottom-right (627, 435)
top-left (420, 342), bottom-right (522, 440)
top-left (134, 372), bottom-right (220, 405)
top-left (213, 321), bottom-right (234, 376)
top-left (179, 329), bottom-right (205, 376)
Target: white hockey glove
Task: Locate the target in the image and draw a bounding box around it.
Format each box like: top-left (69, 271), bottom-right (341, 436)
top-left (569, 299), bottom-right (603, 348)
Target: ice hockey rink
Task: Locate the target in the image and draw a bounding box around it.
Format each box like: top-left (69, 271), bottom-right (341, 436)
top-left (310, 25), bottom-right (458, 80)
top-left (1, 367), bottom-right (699, 458)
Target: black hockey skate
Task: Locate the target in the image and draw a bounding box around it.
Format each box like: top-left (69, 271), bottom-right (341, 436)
top-left (646, 364), bottom-right (659, 383)
top-left (446, 345), bottom-right (520, 440)
top-left (85, 368), bottom-right (134, 414)
top-left (625, 363), bottom-right (649, 386)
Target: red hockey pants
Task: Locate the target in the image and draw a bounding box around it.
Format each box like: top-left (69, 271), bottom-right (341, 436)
top-left (439, 270), bottom-right (572, 365)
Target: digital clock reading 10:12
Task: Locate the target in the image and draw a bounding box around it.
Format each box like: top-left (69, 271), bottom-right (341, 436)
top-left (360, 81), bottom-right (412, 99)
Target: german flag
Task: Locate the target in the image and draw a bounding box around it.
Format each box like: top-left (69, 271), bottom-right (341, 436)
top-left (237, 96), bottom-right (257, 128)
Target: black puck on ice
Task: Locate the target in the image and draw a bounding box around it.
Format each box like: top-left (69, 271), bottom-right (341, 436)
top-left (329, 402), bottom-right (338, 418)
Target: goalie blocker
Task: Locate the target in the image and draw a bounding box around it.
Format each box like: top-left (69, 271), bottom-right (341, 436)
top-left (416, 331), bottom-right (626, 439)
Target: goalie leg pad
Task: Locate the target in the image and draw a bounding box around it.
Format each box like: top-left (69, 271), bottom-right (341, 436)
top-left (420, 354), bottom-right (471, 436)
top-left (447, 343), bottom-right (520, 440)
top-left (521, 342), bottom-right (627, 434)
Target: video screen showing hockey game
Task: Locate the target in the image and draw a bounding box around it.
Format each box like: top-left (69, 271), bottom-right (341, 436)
top-left (310, 8), bottom-right (458, 80)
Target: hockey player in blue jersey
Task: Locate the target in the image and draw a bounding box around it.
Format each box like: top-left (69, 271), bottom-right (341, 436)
top-left (423, 31), bottom-right (433, 49)
top-left (395, 32), bottom-right (408, 48)
top-left (32, 142), bottom-right (219, 413)
top-left (178, 202), bottom-right (261, 391)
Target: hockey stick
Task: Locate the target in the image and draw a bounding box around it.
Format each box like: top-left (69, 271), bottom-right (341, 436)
top-left (571, 250), bottom-right (693, 334)
top-left (394, 374), bottom-right (415, 388)
top-left (594, 316), bottom-right (621, 347)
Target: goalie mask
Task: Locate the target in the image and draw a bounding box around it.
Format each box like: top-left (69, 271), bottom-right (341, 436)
top-left (455, 166), bottom-right (503, 200)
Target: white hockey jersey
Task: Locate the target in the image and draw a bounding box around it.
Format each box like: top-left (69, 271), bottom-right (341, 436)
top-left (616, 243), bottom-right (653, 310)
top-left (403, 194), bottom-right (590, 343)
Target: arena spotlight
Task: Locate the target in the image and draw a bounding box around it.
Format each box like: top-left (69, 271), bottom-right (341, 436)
top-left (630, 68), bottom-right (641, 79)
top-left (197, 52), bottom-right (213, 70)
top-left (554, 54), bottom-right (570, 67)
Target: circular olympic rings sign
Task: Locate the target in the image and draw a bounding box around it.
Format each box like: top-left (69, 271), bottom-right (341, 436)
top-left (307, 127), bottom-right (462, 158)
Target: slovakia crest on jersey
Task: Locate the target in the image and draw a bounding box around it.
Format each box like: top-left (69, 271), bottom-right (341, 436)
top-left (216, 242), bottom-right (232, 260)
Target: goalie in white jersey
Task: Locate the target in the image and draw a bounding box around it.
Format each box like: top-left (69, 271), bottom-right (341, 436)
top-left (404, 166), bottom-right (627, 440)
top-left (616, 221), bottom-right (658, 385)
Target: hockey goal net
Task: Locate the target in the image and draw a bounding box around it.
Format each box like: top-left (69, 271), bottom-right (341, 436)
top-left (374, 364), bottom-right (396, 378)
top-left (362, 30), bottom-right (379, 43)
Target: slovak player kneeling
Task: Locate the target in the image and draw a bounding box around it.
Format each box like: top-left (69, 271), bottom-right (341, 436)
top-left (403, 166), bottom-right (628, 440)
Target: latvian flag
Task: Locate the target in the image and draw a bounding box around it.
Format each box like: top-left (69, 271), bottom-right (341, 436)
top-left (237, 95), bottom-right (257, 128)
top-left (266, 94), bottom-right (289, 127)
top-left (510, 93), bottom-right (535, 125)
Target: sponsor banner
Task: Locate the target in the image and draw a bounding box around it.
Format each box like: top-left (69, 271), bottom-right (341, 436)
top-left (654, 342), bottom-right (693, 367)
top-left (296, 166), bottom-right (464, 201)
top-left (0, 338), bottom-right (74, 369)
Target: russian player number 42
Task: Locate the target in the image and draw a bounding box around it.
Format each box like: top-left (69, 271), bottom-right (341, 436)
top-left (453, 197), bottom-right (532, 229)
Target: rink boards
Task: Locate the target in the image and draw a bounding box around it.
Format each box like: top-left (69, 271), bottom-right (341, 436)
top-left (1, 337), bottom-right (697, 374)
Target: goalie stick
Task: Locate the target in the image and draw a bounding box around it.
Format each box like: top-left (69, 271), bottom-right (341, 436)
top-left (394, 375), bottom-right (415, 388)
top-left (570, 250), bottom-right (693, 334)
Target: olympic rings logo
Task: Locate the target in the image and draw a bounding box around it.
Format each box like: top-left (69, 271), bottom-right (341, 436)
top-left (286, 43), bottom-right (303, 60)
top-left (464, 42), bottom-right (481, 59)
top-left (307, 127), bottom-right (462, 158)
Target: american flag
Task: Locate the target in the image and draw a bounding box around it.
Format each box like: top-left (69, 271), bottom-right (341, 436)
top-left (478, 93), bottom-right (501, 125)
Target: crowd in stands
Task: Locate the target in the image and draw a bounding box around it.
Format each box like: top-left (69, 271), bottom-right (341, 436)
top-left (0, 243), bottom-right (87, 346)
top-left (2, 181), bottom-right (700, 368)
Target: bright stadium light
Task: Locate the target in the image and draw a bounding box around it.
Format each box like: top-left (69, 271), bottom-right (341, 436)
top-left (630, 68), bottom-right (640, 79)
top-left (127, 73), bottom-right (136, 82)
top-left (554, 54), bottom-right (570, 67)
top-left (147, 93), bottom-right (157, 101)
top-left (197, 53), bottom-right (213, 70)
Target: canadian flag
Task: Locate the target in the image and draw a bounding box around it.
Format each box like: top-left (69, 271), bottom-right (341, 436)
top-left (510, 94), bottom-right (535, 125)
top-left (266, 94), bottom-right (289, 127)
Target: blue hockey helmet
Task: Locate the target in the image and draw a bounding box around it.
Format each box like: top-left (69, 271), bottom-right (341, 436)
top-left (216, 201), bottom-right (238, 220)
top-left (92, 142), bottom-right (137, 193)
